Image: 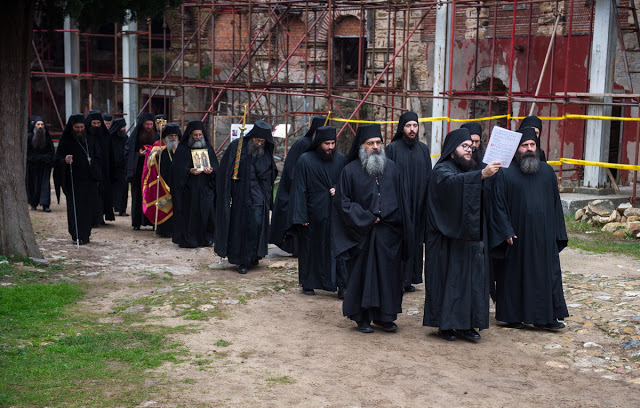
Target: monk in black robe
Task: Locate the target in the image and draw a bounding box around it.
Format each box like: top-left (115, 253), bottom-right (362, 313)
top-left (386, 111), bottom-right (432, 293)
top-left (54, 114), bottom-right (102, 244)
top-left (26, 116), bottom-right (54, 212)
top-left (86, 110), bottom-right (115, 225)
top-left (289, 126), bottom-right (347, 296)
top-left (518, 115), bottom-right (547, 162)
top-left (109, 118), bottom-right (129, 216)
top-left (216, 120), bottom-right (278, 274)
top-left (489, 128), bottom-right (568, 330)
top-left (423, 128), bottom-right (501, 341)
top-left (171, 121), bottom-right (217, 247)
top-left (152, 123), bottom-right (180, 239)
top-left (126, 112), bottom-right (159, 230)
top-left (333, 123), bottom-right (411, 333)
top-left (270, 116), bottom-right (325, 255)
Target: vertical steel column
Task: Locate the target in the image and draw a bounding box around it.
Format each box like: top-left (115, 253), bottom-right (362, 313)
top-left (559, 0), bottom-right (575, 183)
top-left (506, 0), bottom-right (518, 130)
top-left (445, 1), bottom-right (456, 133)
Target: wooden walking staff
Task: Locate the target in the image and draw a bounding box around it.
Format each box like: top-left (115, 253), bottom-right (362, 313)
top-left (231, 105), bottom-right (248, 180)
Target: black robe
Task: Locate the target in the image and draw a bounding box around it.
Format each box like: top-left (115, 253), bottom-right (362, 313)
top-left (26, 131), bottom-right (55, 208)
top-left (423, 160), bottom-right (489, 330)
top-left (126, 127), bottom-right (159, 228)
top-left (89, 125), bottom-right (115, 223)
top-left (269, 136), bottom-right (313, 255)
top-left (489, 163), bottom-right (569, 324)
top-left (333, 159), bottom-right (410, 322)
top-left (110, 129), bottom-right (129, 213)
top-left (54, 136), bottom-right (102, 242)
top-left (385, 138), bottom-right (432, 286)
top-left (289, 151), bottom-right (347, 291)
top-left (216, 138), bottom-right (278, 265)
top-left (156, 148), bottom-right (175, 238)
top-left (171, 144), bottom-right (217, 247)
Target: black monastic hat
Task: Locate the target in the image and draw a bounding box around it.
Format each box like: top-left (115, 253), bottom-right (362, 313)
top-left (437, 128), bottom-right (472, 165)
top-left (392, 111), bottom-right (419, 141)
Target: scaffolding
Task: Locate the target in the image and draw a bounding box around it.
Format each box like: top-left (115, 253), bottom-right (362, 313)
top-left (29, 0), bottom-right (640, 194)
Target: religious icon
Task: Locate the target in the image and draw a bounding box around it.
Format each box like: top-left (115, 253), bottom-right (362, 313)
top-left (191, 149), bottom-right (210, 171)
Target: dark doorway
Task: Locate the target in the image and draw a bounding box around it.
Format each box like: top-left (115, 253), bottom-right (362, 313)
top-left (334, 37), bottom-right (365, 85)
top-left (468, 77), bottom-right (509, 142)
top-left (608, 105), bottom-right (622, 180)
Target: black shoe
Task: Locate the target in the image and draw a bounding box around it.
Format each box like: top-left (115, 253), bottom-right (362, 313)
top-left (404, 285), bottom-right (416, 293)
top-left (119, 211), bottom-right (129, 216)
top-left (43, 207), bottom-right (51, 213)
top-left (72, 239), bottom-right (89, 246)
top-left (302, 288), bottom-right (315, 296)
top-left (502, 322), bottom-right (525, 329)
top-left (132, 226), bottom-right (140, 231)
top-left (237, 265), bottom-right (248, 274)
top-left (438, 329), bottom-right (457, 341)
top-left (458, 328), bottom-right (481, 341)
top-left (356, 321), bottom-right (374, 333)
top-left (373, 320), bottom-right (398, 333)
top-left (535, 321), bottom-right (566, 330)
top-left (337, 288), bottom-right (345, 299)
top-left (30, 206), bottom-right (37, 210)
top-left (250, 259), bottom-right (259, 266)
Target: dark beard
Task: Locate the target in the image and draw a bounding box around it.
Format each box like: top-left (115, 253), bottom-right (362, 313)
top-left (189, 138), bottom-right (206, 149)
top-left (248, 141), bottom-right (265, 158)
top-left (316, 146), bottom-right (335, 161)
top-left (73, 130), bottom-right (86, 144)
top-left (117, 130), bottom-right (128, 139)
top-left (88, 126), bottom-right (101, 137)
top-left (452, 151), bottom-right (476, 172)
top-left (139, 128), bottom-right (155, 145)
top-left (472, 145), bottom-right (484, 164)
top-left (514, 150), bottom-right (540, 174)
top-left (31, 128), bottom-right (46, 149)
top-left (403, 134), bottom-right (417, 146)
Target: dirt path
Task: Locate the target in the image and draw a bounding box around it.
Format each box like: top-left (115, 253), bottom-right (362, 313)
top-left (27, 198), bottom-right (640, 407)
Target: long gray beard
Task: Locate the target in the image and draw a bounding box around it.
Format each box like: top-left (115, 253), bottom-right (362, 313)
top-left (189, 138), bottom-right (206, 149)
top-left (249, 141), bottom-right (265, 158)
top-left (359, 145), bottom-right (386, 176)
top-left (31, 129), bottom-right (46, 149)
top-left (515, 150), bottom-right (540, 174)
top-left (165, 139), bottom-right (178, 152)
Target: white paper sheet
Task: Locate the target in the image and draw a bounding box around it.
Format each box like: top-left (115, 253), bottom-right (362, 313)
top-left (482, 126), bottom-right (522, 168)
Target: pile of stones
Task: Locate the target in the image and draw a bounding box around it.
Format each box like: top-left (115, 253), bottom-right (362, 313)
top-left (574, 200), bottom-right (640, 238)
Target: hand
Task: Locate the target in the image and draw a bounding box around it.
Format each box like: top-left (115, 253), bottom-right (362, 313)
top-left (190, 168), bottom-right (203, 175)
top-left (203, 167), bottom-right (213, 174)
top-left (482, 161), bottom-right (502, 179)
top-left (375, 217), bottom-right (380, 224)
top-left (302, 223), bottom-right (309, 227)
top-left (506, 235), bottom-right (517, 245)
top-left (65, 155), bottom-right (73, 164)
top-left (139, 151), bottom-right (146, 156)
top-left (329, 187), bottom-right (336, 197)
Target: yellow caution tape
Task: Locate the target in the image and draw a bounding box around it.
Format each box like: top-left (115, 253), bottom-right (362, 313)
top-left (549, 158), bottom-right (640, 171)
top-left (328, 113), bottom-right (640, 124)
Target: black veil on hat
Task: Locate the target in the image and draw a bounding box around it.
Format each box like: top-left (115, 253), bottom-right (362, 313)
top-left (109, 118), bottom-right (127, 135)
top-left (303, 116), bottom-right (327, 139)
top-left (460, 122), bottom-right (482, 138)
top-left (517, 127), bottom-right (538, 145)
top-left (162, 122), bottom-right (182, 140)
top-left (85, 110), bottom-right (108, 132)
top-left (392, 111), bottom-right (419, 142)
top-left (346, 123), bottom-right (383, 162)
top-left (519, 116), bottom-right (542, 133)
top-left (437, 128), bottom-right (472, 165)
top-left (180, 120), bottom-right (207, 145)
top-left (307, 126), bottom-right (336, 152)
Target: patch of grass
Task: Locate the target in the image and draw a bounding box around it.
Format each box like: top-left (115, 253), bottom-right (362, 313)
top-left (0, 282), bottom-right (187, 407)
top-left (183, 378), bottom-right (196, 384)
top-left (215, 339), bottom-right (232, 347)
top-left (266, 376), bottom-right (295, 384)
top-left (193, 358), bottom-right (213, 366)
top-left (565, 218), bottom-right (640, 259)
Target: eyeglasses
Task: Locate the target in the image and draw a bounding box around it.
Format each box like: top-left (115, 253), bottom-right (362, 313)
top-left (459, 143), bottom-right (474, 151)
top-left (365, 140), bottom-right (383, 146)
